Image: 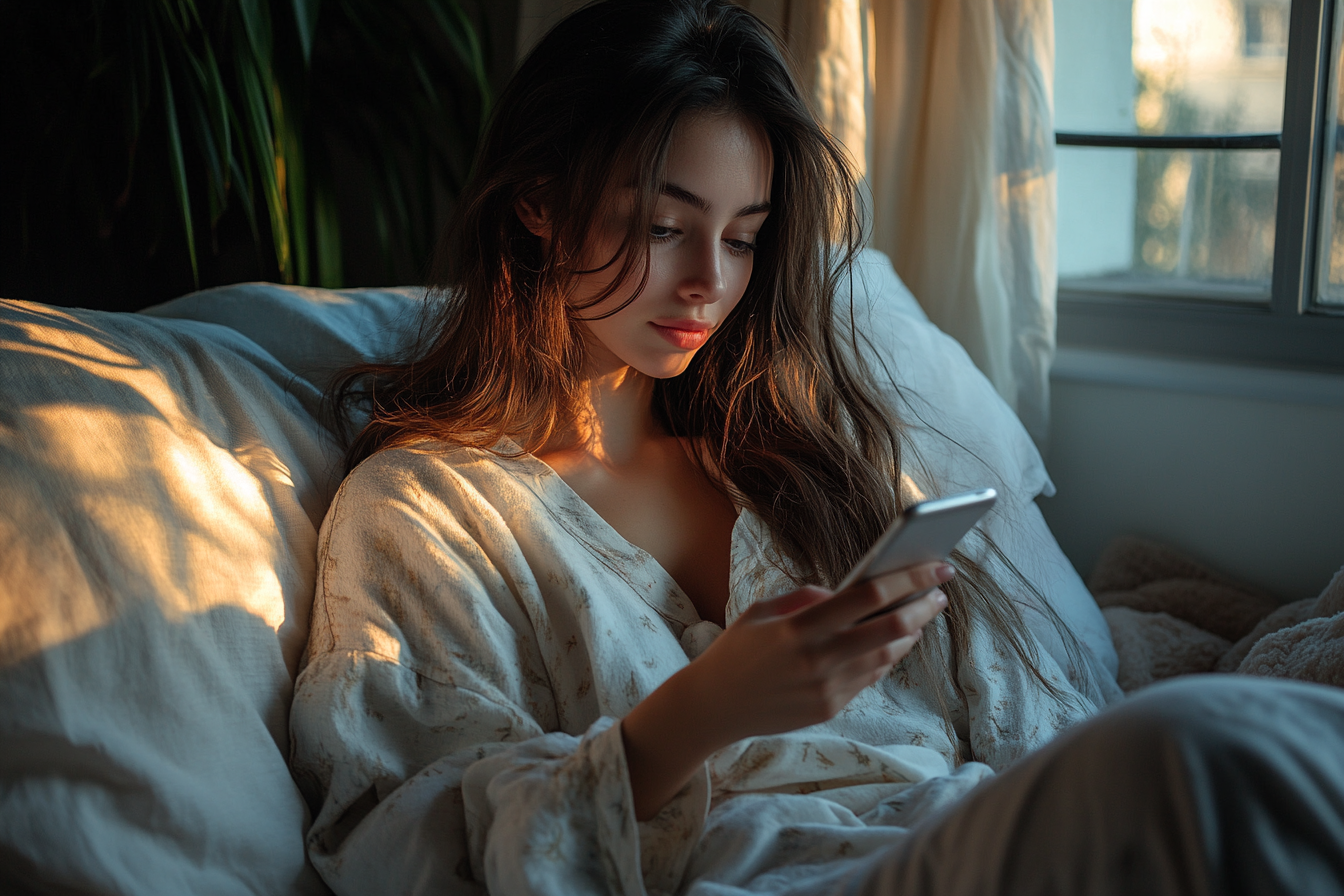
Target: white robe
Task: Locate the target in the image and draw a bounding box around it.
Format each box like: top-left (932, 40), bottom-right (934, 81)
top-left (289, 441), bottom-right (1095, 895)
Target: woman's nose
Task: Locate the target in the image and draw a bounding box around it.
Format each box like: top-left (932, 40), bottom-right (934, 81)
top-left (679, 239), bottom-right (727, 304)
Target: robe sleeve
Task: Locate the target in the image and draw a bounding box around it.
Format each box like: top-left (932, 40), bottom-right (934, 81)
top-left (289, 451), bottom-right (707, 896)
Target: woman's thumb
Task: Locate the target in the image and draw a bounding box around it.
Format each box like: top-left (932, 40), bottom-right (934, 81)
top-left (748, 585), bottom-right (831, 619)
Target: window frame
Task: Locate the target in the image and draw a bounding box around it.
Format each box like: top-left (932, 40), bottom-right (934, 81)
top-left (1056, 0), bottom-right (1344, 372)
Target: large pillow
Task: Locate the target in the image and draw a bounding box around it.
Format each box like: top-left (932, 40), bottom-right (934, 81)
top-left (0, 289), bottom-right (409, 895)
top-left (844, 250), bottom-right (1119, 699)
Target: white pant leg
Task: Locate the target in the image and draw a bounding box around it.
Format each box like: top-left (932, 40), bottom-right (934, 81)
top-left (831, 676), bottom-right (1344, 896)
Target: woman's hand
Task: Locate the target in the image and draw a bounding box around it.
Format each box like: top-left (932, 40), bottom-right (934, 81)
top-left (621, 561), bottom-right (954, 820)
top-left (690, 561), bottom-right (955, 744)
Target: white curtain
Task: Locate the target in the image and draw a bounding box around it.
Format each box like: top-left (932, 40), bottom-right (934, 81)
top-left (517, 0), bottom-right (1057, 444)
top-left (879, 0), bottom-right (1056, 447)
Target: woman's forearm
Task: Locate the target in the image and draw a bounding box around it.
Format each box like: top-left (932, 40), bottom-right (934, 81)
top-left (620, 664), bottom-right (730, 822)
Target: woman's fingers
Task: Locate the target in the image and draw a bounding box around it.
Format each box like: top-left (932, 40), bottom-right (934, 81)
top-left (835, 629), bottom-right (920, 683)
top-left (698, 574), bottom-right (951, 741)
top-left (816, 627), bottom-right (926, 716)
top-left (797, 562), bottom-right (955, 635)
top-left (826, 589), bottom-right (946, 660)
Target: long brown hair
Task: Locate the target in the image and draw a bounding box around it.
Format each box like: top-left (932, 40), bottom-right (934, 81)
top-left (330, 0), bottom-right (1094, 733)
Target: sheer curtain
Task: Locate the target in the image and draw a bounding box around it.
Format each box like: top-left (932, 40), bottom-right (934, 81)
top-left (517, 0), bottom-right (1058, 444)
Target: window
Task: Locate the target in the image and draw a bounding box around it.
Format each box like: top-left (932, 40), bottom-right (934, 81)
top-left (1053, 0), bottom-right (1344, 369)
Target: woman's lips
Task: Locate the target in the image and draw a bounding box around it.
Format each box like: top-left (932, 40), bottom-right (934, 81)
top-left (650, 321), bottom-right (712, 350)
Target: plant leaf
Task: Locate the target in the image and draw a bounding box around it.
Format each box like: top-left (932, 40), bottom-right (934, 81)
top-left (157, 33), bottom-right (199, 285)
top-left (235, 0), bottom-right (273, 70)
top-left (175, 45), bottom-right (229, 220)
top-left (292, 0), bottom-right (321, 67)
top-left (198, 41), bottom-right (232, 196)
top-left (229, 151), bottom-right (260, 242)
top-left (234, 38), bottom-right (289, 280)
top-left (182, 76), bottom-right (227, 223)
top-left (274, 89), bottom-right (310, 284)
top-left (314, 182), bottom-right (342, 287)
top-left (427, 0), bottom-right (492, 120)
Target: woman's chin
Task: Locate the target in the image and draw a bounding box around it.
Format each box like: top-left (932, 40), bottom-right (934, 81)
top-left (636, 355), bottom-right (697, 379)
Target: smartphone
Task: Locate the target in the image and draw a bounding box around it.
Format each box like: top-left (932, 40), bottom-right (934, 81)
top-left (834, 488), bottom-right (997, 608)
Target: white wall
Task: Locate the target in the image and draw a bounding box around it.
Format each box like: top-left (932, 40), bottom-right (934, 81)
top-left (1038, 348), bottom-right (1344, 601)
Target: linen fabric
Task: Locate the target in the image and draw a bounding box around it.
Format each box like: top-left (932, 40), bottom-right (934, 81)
top-left (0, 299), bottom-right (338, 895)
top-left (289, 441), bottom-right (1096, 895)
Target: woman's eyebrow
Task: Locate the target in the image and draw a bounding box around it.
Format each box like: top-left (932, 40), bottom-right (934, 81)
top-left (661, 182), bottom-right (771, 218)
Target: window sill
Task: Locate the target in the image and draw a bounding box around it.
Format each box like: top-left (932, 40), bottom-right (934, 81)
top-left (1051, 345), bottom-right (1344, 407)
top-left (1056, 288), bottom-right (1344, 373)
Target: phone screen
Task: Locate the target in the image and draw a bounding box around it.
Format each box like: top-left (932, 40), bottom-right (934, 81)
top-left (835, 488), bottom-right (997, 597)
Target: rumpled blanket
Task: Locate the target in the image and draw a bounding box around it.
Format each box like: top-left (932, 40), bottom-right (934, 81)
top-left (1092, 537), bottom-right (1344, 692)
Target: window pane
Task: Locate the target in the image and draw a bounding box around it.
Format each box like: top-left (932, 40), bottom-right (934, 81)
top-left (1055, 0), bottom-right (1288, 298)
top-left (1315, 0), bottom-right (1344, 306)
top-left (1056, 0), bottom-right (1289, 136)
top-left (1132, 0), bottom-right (1288, 135)
top-left (1059, 146), bottom-right (1277, 294)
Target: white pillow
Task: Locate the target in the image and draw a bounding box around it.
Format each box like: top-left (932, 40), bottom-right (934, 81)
top-left (844, 250), bottom-right (1120, 700)
top-left (0, 297), bottom-right (342, 895)
top-left (142, 281), bottom-right (423, 392)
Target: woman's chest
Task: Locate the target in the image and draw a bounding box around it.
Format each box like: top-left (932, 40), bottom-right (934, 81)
top-left (539, 438), bottom-right (739, 626)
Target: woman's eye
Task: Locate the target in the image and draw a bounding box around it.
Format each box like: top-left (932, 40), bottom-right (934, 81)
top-left (650, 224), bottom-right (677, 241)
top-left (726, 239), bottom-right (757, 257)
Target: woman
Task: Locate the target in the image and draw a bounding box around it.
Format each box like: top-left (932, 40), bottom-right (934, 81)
top-left (290, 2), bottom-right (1344, 894)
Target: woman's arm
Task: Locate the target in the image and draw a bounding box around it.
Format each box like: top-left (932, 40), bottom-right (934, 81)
top-left (294, 450), bottom-right (675, 895)
top-left (621, 562), bottom-right (955, 820)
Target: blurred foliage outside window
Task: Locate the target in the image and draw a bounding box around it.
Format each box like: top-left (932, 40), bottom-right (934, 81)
top-left (1056, 0), bottom-right (1289, 298)
top-left (1130, 0), bottom-right (1284, 289)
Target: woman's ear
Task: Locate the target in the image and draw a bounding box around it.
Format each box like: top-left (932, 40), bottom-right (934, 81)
top-left (515, 194), bottom-right (551, 239)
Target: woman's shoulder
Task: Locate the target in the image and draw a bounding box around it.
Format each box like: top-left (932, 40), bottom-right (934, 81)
top-left (345, 438), bottom-right (476, 478)
top-left (328, 438), bottom-right (544, 525)
top-left (341, 438), bottom-right (522, 490)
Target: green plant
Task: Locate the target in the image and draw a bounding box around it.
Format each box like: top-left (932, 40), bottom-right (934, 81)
top-left (2, 0), bottom-right (492, 298)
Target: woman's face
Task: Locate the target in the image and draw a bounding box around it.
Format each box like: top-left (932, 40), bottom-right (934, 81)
top-left (571, 111), bottom-right (773, 379)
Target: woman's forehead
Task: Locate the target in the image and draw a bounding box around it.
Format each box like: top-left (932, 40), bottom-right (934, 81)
top-left (593, 112), bottom-right (773, 222)
top-left (660, 112), bottom-right (773, 211)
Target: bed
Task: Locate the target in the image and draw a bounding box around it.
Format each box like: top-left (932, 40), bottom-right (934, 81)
top-left (3, 249), bottom-right (1329, 894)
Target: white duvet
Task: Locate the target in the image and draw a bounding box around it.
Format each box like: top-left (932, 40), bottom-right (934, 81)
top-left (290, 441), bottom-right (1095, 895)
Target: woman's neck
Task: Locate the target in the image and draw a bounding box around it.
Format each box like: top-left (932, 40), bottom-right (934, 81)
top-left (542, 363), bottom-right (662, 464)
top-left (535, 361), bottom-right (737, 628)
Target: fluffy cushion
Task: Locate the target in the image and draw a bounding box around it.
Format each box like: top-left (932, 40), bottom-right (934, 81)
top-left (1103, 606), bottom-right (1232, 692)
top-left (0, 254), bottom-right (1116, 893)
